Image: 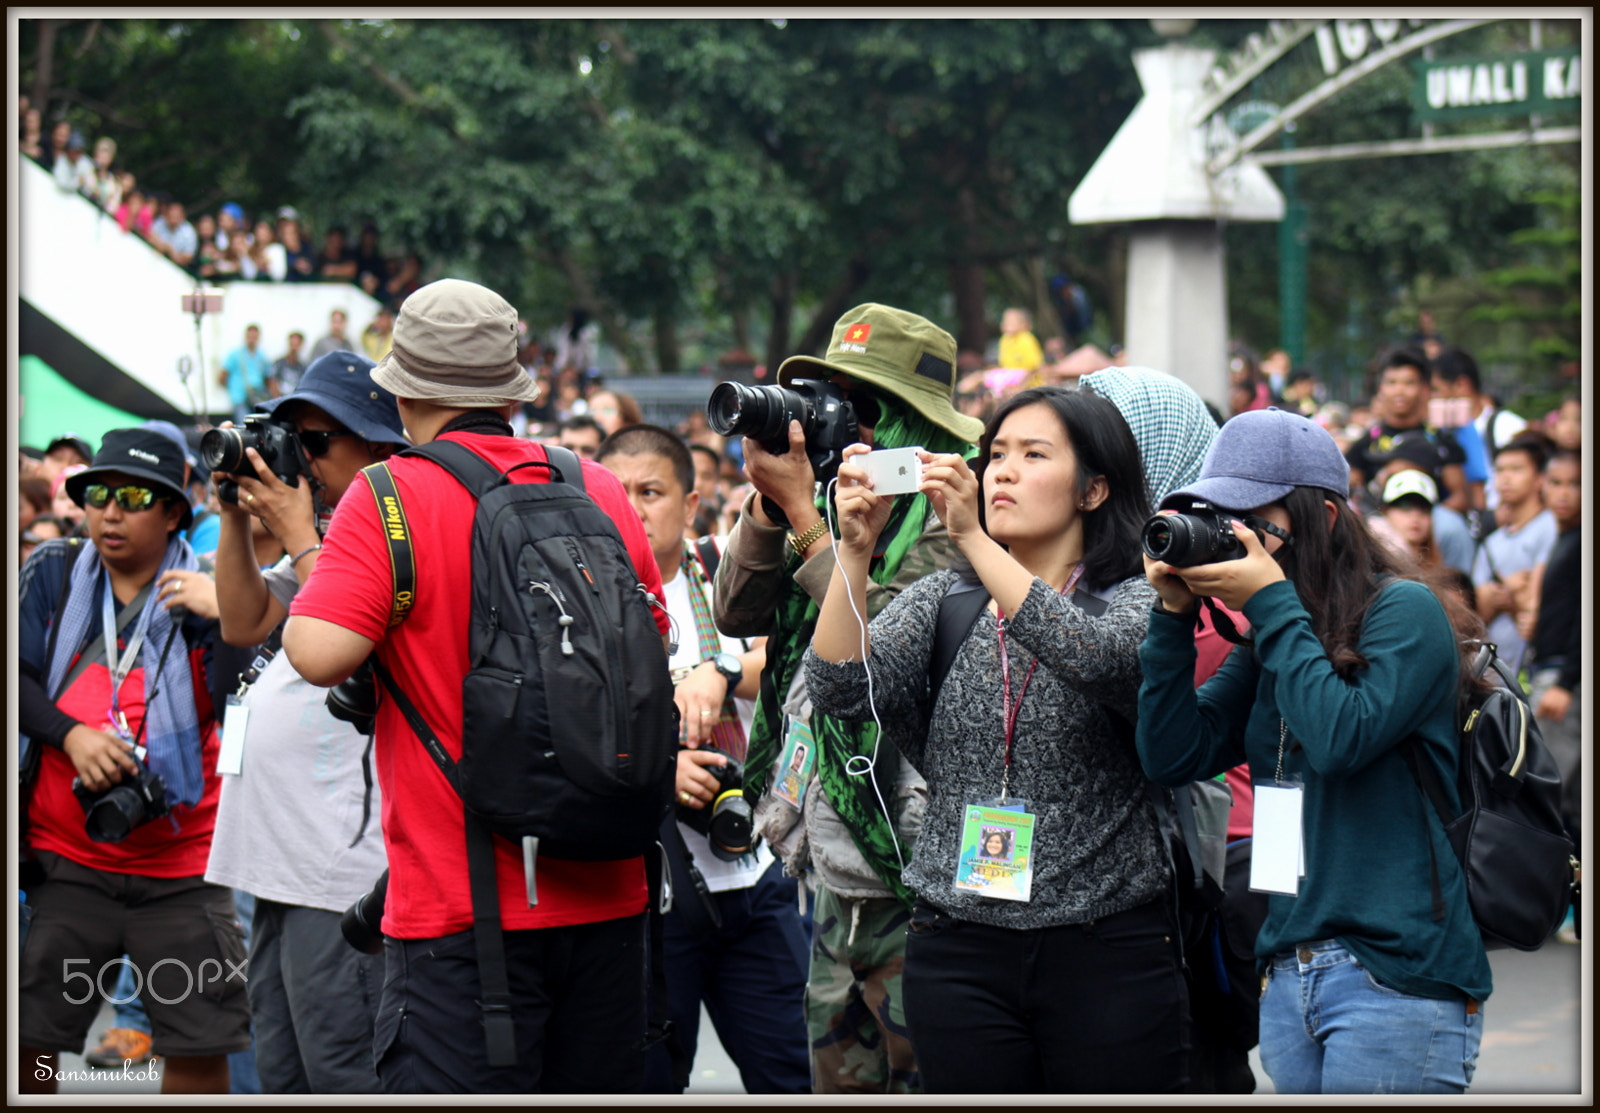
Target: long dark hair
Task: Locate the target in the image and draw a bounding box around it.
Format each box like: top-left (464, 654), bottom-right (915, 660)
top-left (1275, 485), bottom-right (1486, 694)
top-left (974, 386), bottom-right (1149, 587)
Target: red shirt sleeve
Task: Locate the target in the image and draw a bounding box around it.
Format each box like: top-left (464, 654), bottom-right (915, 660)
top-left (288, 468), bottom-right (394, 641)
top-left (578, 458), bottom-right (669, 637)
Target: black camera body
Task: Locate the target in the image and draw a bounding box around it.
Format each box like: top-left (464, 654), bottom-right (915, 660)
top-left (199, 414), bottom-right (307, 504)
top-left (706, 379), bottom-right (860, 482)
top-left (341, 869), bottom-right (388, 954)
top-left (72, 754), bottom-right (170, 843)
top-left (325, 658), bottom-right (379, 736)
top-left (1141, 501), bottom-right (1248, 567)
top-left (678, 754), bottom-right (754, 862)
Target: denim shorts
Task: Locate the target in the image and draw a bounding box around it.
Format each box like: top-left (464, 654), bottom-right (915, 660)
top-left (1259, 939), bottom-right (1482, 1094)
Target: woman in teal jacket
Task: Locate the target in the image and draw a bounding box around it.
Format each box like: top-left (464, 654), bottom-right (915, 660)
top-left (1135, 408), bottom-right (1491, 1095)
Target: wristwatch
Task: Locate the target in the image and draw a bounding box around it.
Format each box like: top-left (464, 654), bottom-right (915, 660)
top-left (710, 651), bottom-right (743, 697)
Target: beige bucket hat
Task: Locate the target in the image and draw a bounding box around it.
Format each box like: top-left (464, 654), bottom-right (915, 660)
top-left (371, 278), bottom-right (541, 406)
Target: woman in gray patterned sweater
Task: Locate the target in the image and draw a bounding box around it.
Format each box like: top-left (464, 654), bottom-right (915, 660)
top-left (805, 387), bottom-right (1187, 1093)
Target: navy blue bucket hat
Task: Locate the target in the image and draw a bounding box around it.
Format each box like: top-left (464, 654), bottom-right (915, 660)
top-left (1163, 407), bottom-right (1350, 512)
top-left (260, 350), bottom-right (410, 447)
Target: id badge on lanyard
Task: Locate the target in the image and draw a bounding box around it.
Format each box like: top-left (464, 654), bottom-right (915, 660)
top-left (102, 581), bottom-right (155, 745)
top-left (1250, 718), bottom-right (1306, 895)
top-left (950, 566), bottom-right (1082, 903)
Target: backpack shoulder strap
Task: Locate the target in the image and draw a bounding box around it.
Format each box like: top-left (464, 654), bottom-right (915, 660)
top-left (693, 535), bottom-right (721, 584)
top-left (929, 579), bottom-right (990, 712)
top-left (541, 444), bottom-right (586, 495)
top-left (40, 539), bottom-right (90, 674)
top-left (403, 439), bottom-right (505, 498)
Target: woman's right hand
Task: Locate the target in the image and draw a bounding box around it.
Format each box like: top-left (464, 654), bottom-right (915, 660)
top-left (833, 443), bottom-right (892, 556)
top-left (1143, 513), bottom-right (1198, 615)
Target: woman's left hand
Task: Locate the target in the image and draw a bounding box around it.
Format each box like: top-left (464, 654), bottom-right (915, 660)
top-left (156, 569), bottom-right (219, 619)
top-left (1172, 519), bottom-right (1284, 612)
top-left (918, 451), bottom-right (982, 545)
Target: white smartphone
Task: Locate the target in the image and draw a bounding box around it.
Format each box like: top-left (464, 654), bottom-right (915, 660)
top-left (860, 446), bottom-right (924, 496)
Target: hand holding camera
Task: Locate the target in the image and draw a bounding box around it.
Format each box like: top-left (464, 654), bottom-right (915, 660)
top-left (739, 420), bottom-right (820, 528)
top-left (61, 723), bottom-right (141, 795)
top-left (203, 420), bottom-right (318, 553)
top-left (1141, 506), bottom-right (1285, 613)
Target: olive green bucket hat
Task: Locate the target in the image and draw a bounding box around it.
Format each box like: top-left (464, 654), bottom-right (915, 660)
top-left (777, 303), bottom-right (984, 444)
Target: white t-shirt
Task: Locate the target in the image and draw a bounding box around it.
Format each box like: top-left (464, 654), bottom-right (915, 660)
top-left (662, 562), bottom-right (771, 893)
top-left (204, 559), bottom-right (388, 911)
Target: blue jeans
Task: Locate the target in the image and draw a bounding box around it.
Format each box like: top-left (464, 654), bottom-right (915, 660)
top-left (1259, 940), bottom-right (1482, 1094)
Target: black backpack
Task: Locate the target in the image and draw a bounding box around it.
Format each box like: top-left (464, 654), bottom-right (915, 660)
top-left (1404, 643), bottom-right (1578, 951)
top-left (365, 439), bottom-right (679, 1068)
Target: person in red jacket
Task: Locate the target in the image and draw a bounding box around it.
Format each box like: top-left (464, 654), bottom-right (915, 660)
top-left (283, 279), bottom-right (668, 1094)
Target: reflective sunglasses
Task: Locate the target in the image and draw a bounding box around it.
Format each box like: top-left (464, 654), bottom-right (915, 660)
top-left (83, 484), bottom-right (171, 512)
top-left (297, 428), bottom-right (360, 457)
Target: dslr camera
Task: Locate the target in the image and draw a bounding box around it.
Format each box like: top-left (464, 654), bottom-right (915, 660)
top-left (1141, 501), bottom-right (1251, 567)
top-left (325, 658), bottom-right (379, 736)
top-left (341, 869), bottom-right (388, 954)
top-left (72, 752), bottom-right (170, 843)
top-left (706, 379), bottom-right (863, 482)
top-left (678, 753), bottom-right (754, 861)
top-left (199, 414), bottom-right (307, 504)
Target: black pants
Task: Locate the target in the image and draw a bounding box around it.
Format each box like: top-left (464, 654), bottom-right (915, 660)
top-left (901, 898), bottom-right (1190, 1094)
top-left (373, 914), bottom-right (647, 1094)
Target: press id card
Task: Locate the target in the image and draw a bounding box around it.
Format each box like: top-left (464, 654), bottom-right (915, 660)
top-left (953, 802), bottom-right (1036, 902)
top-left (216, 696), bottom-right (248, 776)
top-left (1249, 783), bottom-right (1305, 895)
top-left (772, 719), bottom-right (816, 810)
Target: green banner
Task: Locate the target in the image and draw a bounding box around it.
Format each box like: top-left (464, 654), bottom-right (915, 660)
top-left (19, 354), bottom-right (146, 455)
top-left (1413, 49), bottom-right (1581, 122)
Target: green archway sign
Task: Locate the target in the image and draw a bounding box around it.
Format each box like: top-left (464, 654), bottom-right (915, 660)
top-left (1414, 48), bottom-right (1582, 121)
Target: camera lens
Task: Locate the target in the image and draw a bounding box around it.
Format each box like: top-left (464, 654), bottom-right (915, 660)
top-left (1141, 515), bottom-right (1190, 564)
top-left (83, 786), bottom-right (144, 843)
top-left (340, 870), bottom-right (389, 954)
top-left (706, 790), bottom-right (755, 861)
top-left (707, 382), bottom-right (792, 450)
top-left (199, 427), bottom-right (247, 474)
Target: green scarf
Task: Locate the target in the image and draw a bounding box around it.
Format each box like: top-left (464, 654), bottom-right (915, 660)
top-left (745, 402), bottom-right (972, 908)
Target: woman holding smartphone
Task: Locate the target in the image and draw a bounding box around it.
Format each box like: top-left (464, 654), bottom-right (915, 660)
top-left (806, 387), bottom-right (1187, 1093)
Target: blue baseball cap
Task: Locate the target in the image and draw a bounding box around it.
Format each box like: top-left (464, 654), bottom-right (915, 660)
top-left (260, 350), bottom-right (410, 447)
top-left (1163, 407), bottom-right (1350, 512)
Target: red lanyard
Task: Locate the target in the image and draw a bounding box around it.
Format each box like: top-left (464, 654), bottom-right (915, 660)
top-left (996, 564), bottom-right (1084, 785)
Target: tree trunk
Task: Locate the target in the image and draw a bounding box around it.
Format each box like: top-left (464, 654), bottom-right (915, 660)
top-left (31, 19), bottom-right (61, 117)
top-left (764, 270), bottom-right (795, 374)
top-left (546, 243), bottom-right (646, 374)
top-left (950, 257), bottom-right (988, 355)
top-left (794, 256), bottom-right (872, 357)
top-left (653, 311), bottom-right (680, 376)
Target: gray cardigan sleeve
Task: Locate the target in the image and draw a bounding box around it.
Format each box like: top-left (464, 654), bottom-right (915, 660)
top-left (1001, 575), bottom-right (1157, 723)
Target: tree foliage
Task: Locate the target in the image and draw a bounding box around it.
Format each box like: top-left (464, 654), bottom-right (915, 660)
top-left (18, 16), bottom-right (1582, 393)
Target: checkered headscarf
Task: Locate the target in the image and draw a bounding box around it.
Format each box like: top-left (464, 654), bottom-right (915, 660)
top-left (1080, 366), bottom-right (1219, 503)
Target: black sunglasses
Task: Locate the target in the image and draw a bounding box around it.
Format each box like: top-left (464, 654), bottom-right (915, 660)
top-left (83, 483), bottom-right (172, 512)
top-left (298, 429), bottom-right (361, 457)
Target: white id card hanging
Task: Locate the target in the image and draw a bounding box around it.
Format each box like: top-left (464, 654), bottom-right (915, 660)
top-left (1249, 717), bottom-right (1305, 896)
top-left (215, 697), bottom-right (248, 776)
top-left (1250, 784), bottom-right (1303, 895)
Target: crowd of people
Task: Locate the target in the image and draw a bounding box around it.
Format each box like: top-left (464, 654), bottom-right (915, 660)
top-left (16, 272), bottom-right (1582, 1097)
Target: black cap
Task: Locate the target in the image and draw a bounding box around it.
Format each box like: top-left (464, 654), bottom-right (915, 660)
top-left (65, 428), bottom-right (193, 530)
top-left (45, 433), bottom-right (94, 463)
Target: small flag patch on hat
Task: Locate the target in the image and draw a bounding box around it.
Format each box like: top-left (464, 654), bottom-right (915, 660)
top-left (840, 322), bottom-right (872, 353)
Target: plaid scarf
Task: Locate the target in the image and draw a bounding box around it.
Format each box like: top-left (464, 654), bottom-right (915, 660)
top-left (1080, 366), bottom-right (1218, 503)
top-left (44, 536), bottom-right (206, 807)
top-left (680, 540), bottom-right (746, 762)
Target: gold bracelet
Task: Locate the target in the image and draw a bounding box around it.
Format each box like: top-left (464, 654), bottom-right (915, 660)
top-left (789, 519), bottom-right (829, 558)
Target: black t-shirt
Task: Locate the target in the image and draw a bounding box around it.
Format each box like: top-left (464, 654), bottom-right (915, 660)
top-left (1530, 526), bottom-right (1580, 689)
top-left (1345, 422), bottom-right (1465, 494)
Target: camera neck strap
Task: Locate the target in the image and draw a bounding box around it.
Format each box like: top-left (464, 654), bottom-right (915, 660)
top-left (361, 463), bottom-right (418, 629)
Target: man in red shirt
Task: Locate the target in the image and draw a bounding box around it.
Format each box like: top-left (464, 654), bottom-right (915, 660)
top-left (283, 278), bottom-right (669, 1094)
top-left (18, 428), bottom-right (250, 1095)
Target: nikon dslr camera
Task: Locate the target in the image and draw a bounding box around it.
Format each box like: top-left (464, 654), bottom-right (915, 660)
top-left (199, 414), bottom-right (307, 504)
top-left (706, 379), bottom-right (863, 482)
top-left (1141, 501), bottom-right (1250, 568)
top-left (71, 751), bottom-right (171, 843)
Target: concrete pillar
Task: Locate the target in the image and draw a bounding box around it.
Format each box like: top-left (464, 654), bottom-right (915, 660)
top-left (1069, 42), bottom-right (1284, 413)
top-left (1124, 222), bottom-right (1229, 406)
